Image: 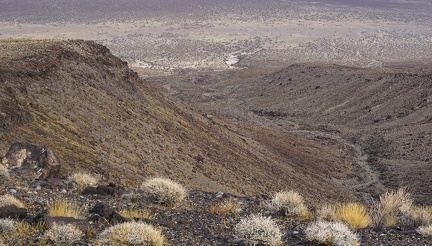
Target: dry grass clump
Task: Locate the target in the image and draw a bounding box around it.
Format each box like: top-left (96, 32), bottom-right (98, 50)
top-left (0, 219), bottom-right (17, 233)
top-left (141, 178), bottom-right (186, 207)
top-left (68, 172), bottom-right (99, 188)
top-left (305, 221), bottom-right (360, 246)
top-left (0, 165), bottom-right (9, 182)
top-left (411, 206), bottom-right (432, 226)
top-left (331, 203), bottom-right (371, 230)
top-left (372, 188), bottom-right (413, 227)
top-left (118, 208), bottom-right (151, 219)
top-left (235, 214), bottom-right (283, 246)
top-left (44, 223), bottom-right (84, 245)
top-left (268, 190), bottom-right (310, 219)
top-left (417, 224), bottom-right (432, 236)
top-left (97, 221), bottom-right (165, 246)
top-left (0, 194), bottom-right (25, 208)
top-left (210, 197), bottom-right (242, 217)
top-left (48, 199), bottom-right (84, 219)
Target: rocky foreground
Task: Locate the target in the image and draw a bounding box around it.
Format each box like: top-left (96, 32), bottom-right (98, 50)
top-left (0, 159), bottom-right (431, 245)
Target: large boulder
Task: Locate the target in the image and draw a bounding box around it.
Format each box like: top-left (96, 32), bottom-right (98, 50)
top-left (1, 142), bottom-right (61, 178)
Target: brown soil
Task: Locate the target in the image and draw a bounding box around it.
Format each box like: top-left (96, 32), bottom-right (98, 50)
top-left (0, 39), bottom-right (372, 205)
top-left (146, 62), bottom-right (432, 205)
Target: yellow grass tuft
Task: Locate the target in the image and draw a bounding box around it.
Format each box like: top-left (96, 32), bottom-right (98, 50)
top-left (0, 195), bottom-right (25, 208)
top-left (332, 202), bottom-right (371, 230)
top-left (210, 197), bottom-right (242, 217)
top-left (47, 199), bottom-right (84, 219)
top-left (372, 188), bottom-right (413, 227)
top-left (68, 172), bottom-right (99, 188)
top-left (411, 206), bottom-right (432, 226)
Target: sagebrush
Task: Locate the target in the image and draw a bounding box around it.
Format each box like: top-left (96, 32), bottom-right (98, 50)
top-left (141, 178), bottom-right (186, 207)
top-left (97, 221), bottom-right (165, 246)
top-left (235, 214), bottom-right (282, 246)
top-left (268, 190), bottom-right (310, 218)
top-left (44, 223), bottom-right (84, 245)
top-left (305, 221), bottom-right (359, 246)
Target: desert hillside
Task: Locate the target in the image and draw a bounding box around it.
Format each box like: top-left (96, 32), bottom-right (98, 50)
top-left (148, 63), bottom-right (432, 204)
top-left (0, 39), bottom-right (374, 203)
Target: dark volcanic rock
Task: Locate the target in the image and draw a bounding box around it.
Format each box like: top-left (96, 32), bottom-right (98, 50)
top-left (81, 183), bottom-right (117, 196)
top-left (2, 142), bottom-right (60, 178)
top-left (0, 205), bottom-right (27, 219)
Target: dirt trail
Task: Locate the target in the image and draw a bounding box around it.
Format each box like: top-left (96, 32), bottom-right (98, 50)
top-left (285, 129), bottom-right (385, 200)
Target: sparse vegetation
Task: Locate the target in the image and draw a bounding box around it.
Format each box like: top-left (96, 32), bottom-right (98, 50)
top-left (0, 219), bottom-right (17, 233)
top-left (0, 194), bottom-right (25, 208)
top-left (210, 197), bottom-right (242, 217)
top-left (267, 190), bottom-right (310, 219)
top-left (332, 202), bottom-right (371, 230)
top-left (235, 214), bottom-right (282, 246)
top-left (97, 221), bottom-right (165, 246)
top-left (0, 165), bottom-right (9, 182)
top-left (141, 178), bottom-right (186, 207)
top-left (48, 199), bottom-right (84, 219)
top-left (305, 221), bottom-right (360, 246)
top-left (417, 224), bottom-right (432, 237)
top-left (44, 223), bottom-right (84, 245)
top-left (68, 172), bottom-right (99, 189)
top-left (118, 208), bottom-right (151, 219)
top-left (372, 188), bottom-right (413, 227)
top-left (411, 206), bottom-right (432, 226)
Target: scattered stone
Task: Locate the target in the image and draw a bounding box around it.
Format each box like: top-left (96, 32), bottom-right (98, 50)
top-left (0, 205), bottom-right (27, 219)
top-left (82, 183), bottom-right (117, 196)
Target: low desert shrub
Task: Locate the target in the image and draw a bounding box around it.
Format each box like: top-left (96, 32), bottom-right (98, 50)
top-left (372, 188), bottom-right (413, 227)
top-left (210, 197), bottom-right (242, 217)
top-left (68, 172), bottom-right (99, 188)
top-left (305, 221), bottom-right (360, 246)
top-left (417, 224), bottom-right (432, 236)
top-left (119, 208), bottom-right (151, 219)
top-left (0, 219), bottom-right (17, 233)
top-left (332, 203), bottom-right (371, 230)
top-left (235, 214), bottom-right (283, 246)
top-left (0, 194), bottom-right (25, 208)
top-left (268, 190), bottom-right (310, 218)
top-left (44, 223), bottom-right (84, 245)
top-left (97, 221), bottom-right (165, 246)
top-left (411, 206), bottom-right (432, 226)
top-left (140, 178), bottom-right (186, 207)
top-left (317, 203), bottom-right (337, 221)
top-left (48, 199), bottom-right (84, 219)
top-left (0, 165), bottom-right (9, 182)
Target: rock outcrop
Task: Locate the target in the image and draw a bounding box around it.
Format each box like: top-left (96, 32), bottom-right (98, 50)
top-left (2, 142), bottom-right (61, 178)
